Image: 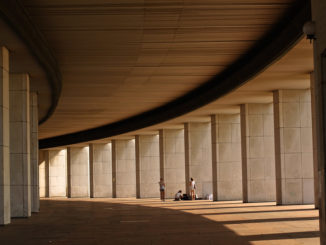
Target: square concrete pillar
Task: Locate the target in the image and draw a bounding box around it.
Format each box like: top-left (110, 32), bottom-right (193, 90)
top-left (89, 143), bottom-right (112, 198)
top-left (311, 1), bottom-right (326, 242)
top-left (240, 103), bottom-right (276, 203)
top-left (38, 149), bottom-right (67, 198)
top-left (274, 90), bottom-right (314, 205)
top-left (310, 73), bottom-right (320, 209)
top-left (10, 73), bottom-right (31, 217)
top-left (49, 150), bottom-right (67, 197)
top-left (184, 122), bottom-right (212, 198)
top-left (67, 147), bottom-right (89, 198)
top-left (135, 135), bottom-right (160, 198)
top-left (30, 92), bottom-right (39, 212)
top-left (211, 114), bottom-right (242, 201)
top-left (111, 139), bottom-right (136, 198)
top-left (159, 129), bottom-right (185, 198)
top-left (38, 150), bottom-right (49, 198)
top-left (0, 47), bottom-right (10, 224)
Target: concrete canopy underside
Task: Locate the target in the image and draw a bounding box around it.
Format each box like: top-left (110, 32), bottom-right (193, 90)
top-left (0, 2), bottom-right (61, 124)
top-left (10, 0), bottom-right (310, 148)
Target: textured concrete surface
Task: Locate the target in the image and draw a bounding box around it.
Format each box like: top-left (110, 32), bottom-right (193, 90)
top-left (10, 73), bottom-right (31, 218)
top-left (212, 114), bottom-right (242, 201)
top-left (311, 0), bottom-right (326, 242)
top-left (310, 73), bottom-right (319, 209)
top-left (67, 147), bottom-right (89, 198)
top-left (274, 90), bottom-right (314, 204)
top-left (113, 139), bottom-right (136, 198)
top-left (30, 92), bottom-right (39, 212)
top-left (49, 150), bottom-right (67, 197)
top-left (241, 103), bottom-right (276, 202)
top-left (136, 135), bottom-right (160, 198)
top-left (89, 143), bottom-right (112, 198)
top-left (38, 150), bottom-right (48, 198)
top-left (0, 198), bottom-right (319, 245)
top-left (159, 129), bottom-right (186, 198)
top-left (0, 47), bottom-right (10, 224)
top-left (185, 122), bottom-right (212, 198)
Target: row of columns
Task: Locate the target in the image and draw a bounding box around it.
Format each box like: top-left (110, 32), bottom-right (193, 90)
top-left (39, 88), bottom-right (316, 207)
top-left (0, 47), bottom-right (39, 224)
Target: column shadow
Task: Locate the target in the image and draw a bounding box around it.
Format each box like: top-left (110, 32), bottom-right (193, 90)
top-left (0, 198), bottom-right (320, 245)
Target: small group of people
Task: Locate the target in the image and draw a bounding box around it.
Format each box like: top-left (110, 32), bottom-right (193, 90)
top-left (158, 177), bottom-right (196, 201)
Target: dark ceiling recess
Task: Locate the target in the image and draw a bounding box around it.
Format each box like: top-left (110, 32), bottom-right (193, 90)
top-left (0, 0), bottom-right (62, 125)
top-left (39, 0), bottom-right (310, 149)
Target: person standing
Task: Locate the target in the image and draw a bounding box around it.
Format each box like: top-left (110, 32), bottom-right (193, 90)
top-left (159, 178), bottom-right (165, 201)
top-left (189, 177), bottom-right (196, 200)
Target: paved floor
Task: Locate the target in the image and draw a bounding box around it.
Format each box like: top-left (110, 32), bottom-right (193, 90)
top-left (0, 198), bottom-right (320, 245)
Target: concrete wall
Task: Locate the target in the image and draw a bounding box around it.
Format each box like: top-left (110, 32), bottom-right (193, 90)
top-left (159, 129), bottom-right (185, 198)
top-left (185, 122), bottom-right (212, 198)
top-left (211, 114), bottom-right (242, 201)
top-left (241, 103), bottom-right (276, 202)
top-left (274, 90), bottom-right (314, 204)
top-left (89, 143), bottom-right (112, 198)
top-left (49, 150), bottom-right (67, 197)
top-left (67, 147), bottom-right (89, 198)
top-left (136, 135), bottom-right (160, 198)
top-left (0, 47), bottom-right (10, 224)
top-left (112, 139), bottom-right (136, 198)
top-left (10, 74), bottom-right (31, 217)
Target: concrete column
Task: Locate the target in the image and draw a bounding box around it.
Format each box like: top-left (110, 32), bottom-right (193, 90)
top-left (159, 129), bottom-right (185, 198)
top-left (39, 150), bottom-right (66, 198)
top-left (0, 47), bottom-right (10, 224)
top-left (311, 1), bottom-right (326, 242)
top-left (135, 137), bottom-right (140, 198)
top-left (184, 122), bottom-right (212, 198)
top-left (38, 150), bottom-right (49, 198)
top-left (135, 135), bottom-right (160, 198)
top-left (67, 147), bottom-right (89, 198)
top-left (89, 143), bottom-right (112, 198)
top-left (211, 114), bottom-right (242, 201)
top-left (311, 73), bottom-right (320, 209)
top-left (30, 92), bottom-right (39, 212)
top-left (111, 139), bottom-right (136, 198)
top-left (112, 141), bottom-right (116, 198)
top-left (274, 90), bottom-right (314, 205)
top-left (240, 103), bottom-right (276, 203)
top-left (10, 73), bottom-right (31, 217)
top-left (49, 150), bottom-right (67, 197)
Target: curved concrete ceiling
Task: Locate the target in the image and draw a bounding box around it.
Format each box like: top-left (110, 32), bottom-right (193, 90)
top-left (120, 38), bottom-right (313, 135)
top-left (51, 36), bottom-right (313, 148)
top-left (21, 0), bottom-right (297, 134)
top-left (14, 0), bottom-right (312, 148)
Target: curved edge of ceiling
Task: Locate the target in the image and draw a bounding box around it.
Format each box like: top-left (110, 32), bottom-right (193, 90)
top-left (0, 0), bottom-right (62, 124)
top-left (39, 0), bottom-right (311, 149)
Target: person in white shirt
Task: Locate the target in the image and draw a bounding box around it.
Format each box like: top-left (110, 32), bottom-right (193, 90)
top-left (189, 177), bottom-right (196, 200)
top-left (175, 190), bottom-right (183, 201)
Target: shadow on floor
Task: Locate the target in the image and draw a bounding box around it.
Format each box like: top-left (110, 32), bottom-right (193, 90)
top-left (0, 199), bottom-right (320, 245)
top-left (178, 204), bottom-right (288, 211)
top-left (199, 208), bottom-right (316, 216)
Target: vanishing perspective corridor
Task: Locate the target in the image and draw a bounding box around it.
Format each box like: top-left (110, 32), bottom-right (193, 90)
top-left (1, 1), bottom-right (326, 244)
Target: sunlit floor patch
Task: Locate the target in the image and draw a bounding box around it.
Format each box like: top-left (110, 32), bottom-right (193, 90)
top-left (0, 198), bottom-right (320, 245)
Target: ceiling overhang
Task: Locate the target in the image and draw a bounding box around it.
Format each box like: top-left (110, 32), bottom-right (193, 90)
top-left (0, 0), bottom-right (61, 124)
top-left (39, 0), bottom-right (311, 149)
